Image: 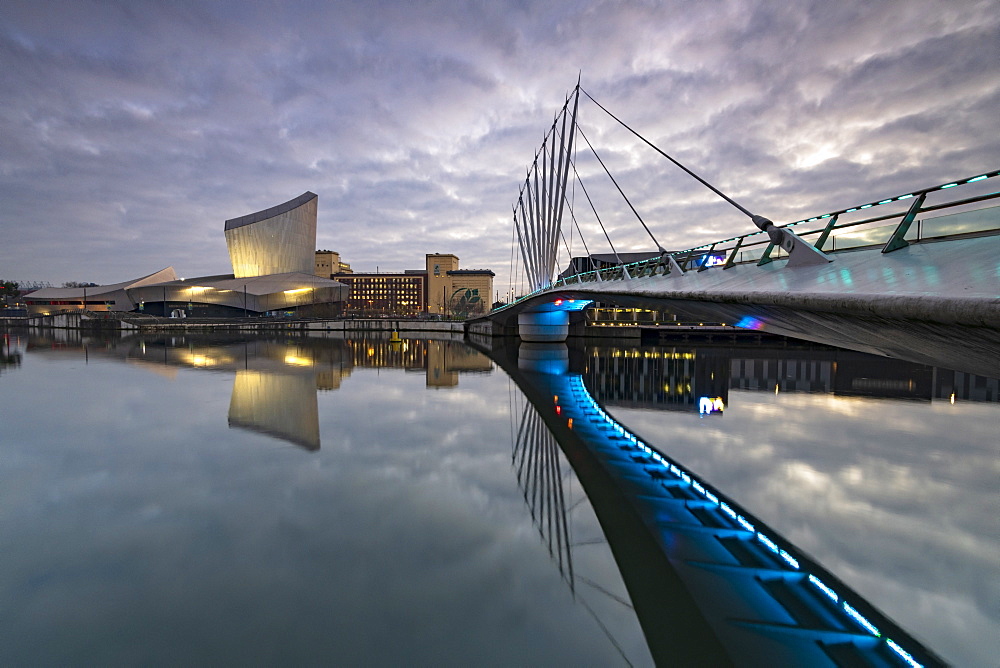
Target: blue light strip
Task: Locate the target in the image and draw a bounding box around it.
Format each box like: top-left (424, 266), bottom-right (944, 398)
top-left (843, 602), bottom-right (881, 637)
top-left (887, 639), bottom-right (924, 668)
top-left (563, 374), bottom-right (931, 666)
top-left (808, 575), bottom-right (839, 603)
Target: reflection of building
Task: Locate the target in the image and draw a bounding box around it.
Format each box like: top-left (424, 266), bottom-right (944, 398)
top-left (426, 339), bottom-right (493, 387)
top-left (25, 193), bottom-right (349, 317)
top-left (229, 371), bottom-right (320, 450)
top-left (344, 337), bottom-right (492, 387)
top-left (23, 333), bottom-right (493, 448)
top-left (585, 347), bottom-right (726, 412)
top-left (585, 343), bottom-right (999, 412)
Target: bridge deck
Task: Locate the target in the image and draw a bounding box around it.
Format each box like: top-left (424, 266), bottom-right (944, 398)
top-left (557, 234), bottom-right (999, 327)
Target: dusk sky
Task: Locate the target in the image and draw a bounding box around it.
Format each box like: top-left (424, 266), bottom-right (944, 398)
top-left (2, 0), bottom-right (997, 293)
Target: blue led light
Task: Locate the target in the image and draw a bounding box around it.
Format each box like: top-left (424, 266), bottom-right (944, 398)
top-left (940, 183), bottom-right (958, 189)
top-left (886, 639), bottom-right (923, 668)
top-left (898, 194), bottom-right (914, 200)
top-left (820, 214), bottom-right (831, 218)
top-left (968, 175), bottom-right (988, 183)
top-left (847, 208), bottom-right (857, 212)
top-left (861, 204), bottom-right (872, 209)
top-left (705, 491), bottom-right (719, 504)
top-left (843, 602), bottom-right (881, 637)
top-left (735, 316), bottom-right (765, 330)
top-left (779, 550), bottom-right (800, 569)
top-left (680, 473), bottom-right (691, 484)
top-left (808, 575), bottom-right (838, 602)
top-left (878, 199), bottom-right (892, 204)
top-left (670, 465), bottom-right (680, 476)
top-left (720, 503), bottom-right (737, 520)
top-left (758, 533), bottom-right (780, 554)
top-left (737, 516), bottom-right (756, 532)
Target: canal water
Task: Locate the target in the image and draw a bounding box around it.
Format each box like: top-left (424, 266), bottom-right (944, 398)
top-left (0, 330), bottom-right (996, 666)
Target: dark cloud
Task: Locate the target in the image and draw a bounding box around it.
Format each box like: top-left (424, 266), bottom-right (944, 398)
top-left (0, 0), bottom-right (996, 287)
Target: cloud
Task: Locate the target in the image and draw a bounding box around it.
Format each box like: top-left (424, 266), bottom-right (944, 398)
top-left (0, 0), bottom-right (996, 290)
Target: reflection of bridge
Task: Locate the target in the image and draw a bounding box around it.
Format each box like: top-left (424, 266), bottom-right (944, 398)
top-left (483, 337), bottom-right (944, 667)
top-left (470, 83), bottom-right (999, 368)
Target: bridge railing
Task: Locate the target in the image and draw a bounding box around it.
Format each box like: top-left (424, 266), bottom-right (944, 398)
top-left (554, 170), bottom-right (1000, 285)
top-left (494, 172), bottom-right (999, 314)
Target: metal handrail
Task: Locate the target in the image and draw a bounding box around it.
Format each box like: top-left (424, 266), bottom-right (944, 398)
top-left (491, 171), bottom-right (999, 314)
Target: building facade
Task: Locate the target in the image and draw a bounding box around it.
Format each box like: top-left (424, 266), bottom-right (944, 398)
top-left (316, 252), bottom-right (494, 317)
top-left (315, 250), bottom-right (352, 276)
top-left (225, 192), bottom-right (318, 278)
top-left (25, 192), bottom-right (348, 317)
top-left (333, 272), bottom-right (427, 317)
top-left (426, 253), bottom-right (493, 317)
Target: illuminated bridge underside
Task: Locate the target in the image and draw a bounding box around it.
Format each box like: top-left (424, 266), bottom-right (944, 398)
top-left (486, 341), bottom-right (943, 667)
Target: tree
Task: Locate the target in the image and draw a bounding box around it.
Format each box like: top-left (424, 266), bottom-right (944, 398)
top-left (0, 280), bottom-right (19, 302)
top-left (447, 287), bottom-right (485, 318)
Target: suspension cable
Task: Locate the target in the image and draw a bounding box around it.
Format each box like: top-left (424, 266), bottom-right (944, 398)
top-left (563, 187), bottom-right (598, 272)
top-left (577, 123), bottom-right (666, 253)
top-left (571, 161), bottom-right (626, 268)
top-left (581, 87), bottom-right (754, 219)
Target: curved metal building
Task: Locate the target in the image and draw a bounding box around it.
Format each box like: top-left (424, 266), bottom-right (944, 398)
top-left (25, 191), bottom-right (349, 317)
top-left (225, 192), bottom-right (318, 278)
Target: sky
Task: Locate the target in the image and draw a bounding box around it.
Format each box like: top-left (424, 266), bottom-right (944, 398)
top-left (1, 0), bottom-right (997, 293)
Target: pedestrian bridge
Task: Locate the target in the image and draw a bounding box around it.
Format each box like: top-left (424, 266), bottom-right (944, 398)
top-left (469, 82), bottom-right (999, 369)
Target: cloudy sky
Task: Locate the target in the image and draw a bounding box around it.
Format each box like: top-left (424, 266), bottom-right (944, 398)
top-left (1, 0), bottom-right (997, 291)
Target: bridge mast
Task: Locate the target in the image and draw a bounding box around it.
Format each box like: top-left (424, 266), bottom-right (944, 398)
top-left (515, 83), bottom-right (581, 293)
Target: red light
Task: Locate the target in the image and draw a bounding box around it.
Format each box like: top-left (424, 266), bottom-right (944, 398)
top-left (555, 406), bottom-right (562, 415)
top-left (554, 299), bottom-right (563, 306)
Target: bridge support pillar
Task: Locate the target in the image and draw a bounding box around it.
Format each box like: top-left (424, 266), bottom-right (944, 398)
top-left (518, 310), bottom-right (569, 342)
top-left (518, 342), bottom-right (569, 374)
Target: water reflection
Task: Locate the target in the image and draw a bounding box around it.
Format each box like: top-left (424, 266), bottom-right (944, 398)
top-left (3, 329), bottom-right (996, 665)
top-left (478, 336), bottom-right (999, 666)
top-left (583, 340), bottom-right (998, 412)
top-left (1, 332), bottom-right (24, 376)
top-left (23, 332), bottom-right (492, 450)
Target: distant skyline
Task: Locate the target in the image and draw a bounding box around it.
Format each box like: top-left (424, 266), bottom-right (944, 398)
top-left (2, 0), bottom-right (997, 293)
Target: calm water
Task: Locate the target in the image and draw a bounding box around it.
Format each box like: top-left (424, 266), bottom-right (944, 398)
top-left (0, 330), bottom-right (997, 666)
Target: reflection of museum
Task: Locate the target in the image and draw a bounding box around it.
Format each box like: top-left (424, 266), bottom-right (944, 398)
top-left (25, 193), bottom-right (349, 317)
top-left (24, 333), bottom-right (493, 449)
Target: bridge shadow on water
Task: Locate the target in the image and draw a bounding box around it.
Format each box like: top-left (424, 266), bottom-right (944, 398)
top-left (476, 335), bottom-right (952, 668)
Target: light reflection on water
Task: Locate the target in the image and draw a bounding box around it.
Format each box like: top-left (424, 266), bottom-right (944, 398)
top-left (0, 330), bottom-right (996, 666)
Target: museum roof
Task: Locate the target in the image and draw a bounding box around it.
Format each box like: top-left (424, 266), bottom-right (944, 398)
top-left (224, 191), bottom-right (317, 231)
